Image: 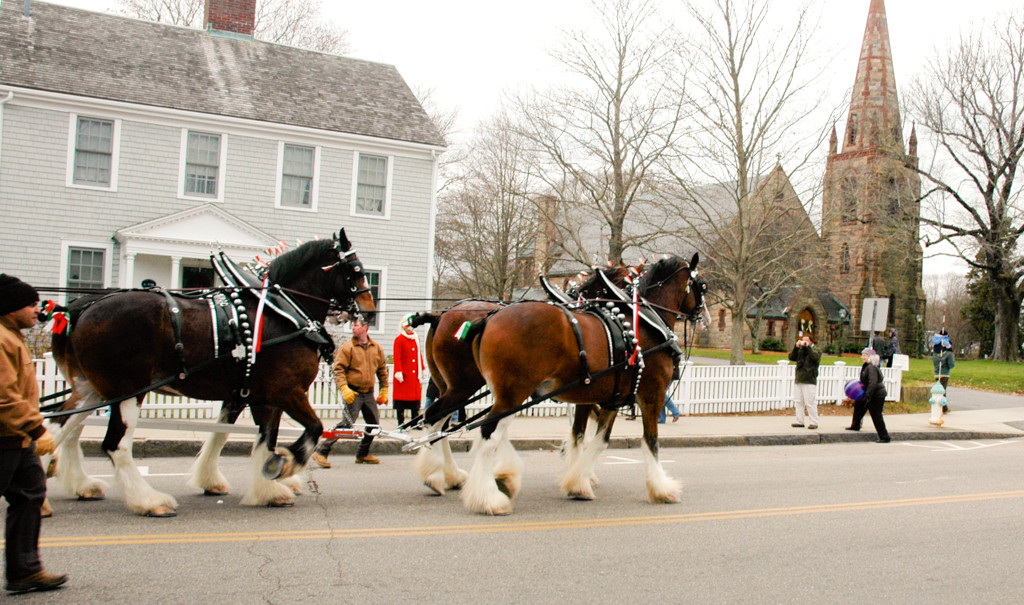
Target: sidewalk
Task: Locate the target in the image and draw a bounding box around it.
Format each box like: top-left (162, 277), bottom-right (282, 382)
top-left (72, 398), bottom-right (1024, 458)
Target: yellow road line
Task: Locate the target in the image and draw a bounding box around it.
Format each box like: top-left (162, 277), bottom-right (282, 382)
top-left (39, 490), bottom-right (1024, 548)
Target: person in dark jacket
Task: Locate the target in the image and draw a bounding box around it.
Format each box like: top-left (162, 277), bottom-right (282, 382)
top-left (0, 274), bottom-right (67, 594)
top-left (846, 347), bottom-right (890, 442)
top-left (788, 335), bottom-right (821, 429)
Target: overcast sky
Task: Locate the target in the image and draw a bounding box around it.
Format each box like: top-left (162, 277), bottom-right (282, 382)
top-left (35, 0), bottom-right (1024, 276)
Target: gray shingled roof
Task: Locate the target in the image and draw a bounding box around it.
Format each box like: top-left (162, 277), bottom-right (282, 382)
top-left (0, 2), bottom-right (446, 148)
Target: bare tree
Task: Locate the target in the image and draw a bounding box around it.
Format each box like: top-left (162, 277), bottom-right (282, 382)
top-left (905, 9), bottom-right (1024, 361)
top-left (924, 273), bottom-right (973, 355)
top-left (434, 111), bottom-right (541, 300)
top-left (117, 0), bottom-right (349, 54)
top-left (514, 0), bottom-right (688, 265)
top-left (663, 0), bottom-right (834, 364)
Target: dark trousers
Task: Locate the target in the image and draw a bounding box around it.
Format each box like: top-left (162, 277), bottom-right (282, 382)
top-left (1, 447), bottom-right (46, 582)
top-left (851, 395), bottom-right (889, 439)
top-left (317, 392), bottom-right (379, 458)
top-left (394, 400), bottom-right (420, 425)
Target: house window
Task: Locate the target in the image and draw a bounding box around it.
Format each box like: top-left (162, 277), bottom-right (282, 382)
top-left (767, 320), bottom-right (776, 337)
top-left (73, 117), bottom-right (113, 185)
top-left (362, 269), bottom-right (381, 328)
top-left (888, 294), bottom-right (896, 324)
top-left (184, 131), bottom-right (222, 198)
top-left (840, 244), bottom-right (850, 273)
top-left (354, 153), bottom-right (389, 217)
top-left (279, 144), bottom-right (316, 209)
top-left (66, 247), bottom-right (105, 300)
top-left (718, 309), bottom-right (726, 331)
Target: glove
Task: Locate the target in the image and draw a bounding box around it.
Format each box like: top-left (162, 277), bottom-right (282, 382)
top-left (395, 371), bottom-right (404, 383)
top-left (376, 387), bottom-right (389, 405)
top-left (35, 429), bottom-right (56, 456)
top-left (340, 385), bottom-right (357, 405)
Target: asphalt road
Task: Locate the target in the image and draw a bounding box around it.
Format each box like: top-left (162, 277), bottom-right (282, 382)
top-left (19, 439), bottom-right (1024, 604)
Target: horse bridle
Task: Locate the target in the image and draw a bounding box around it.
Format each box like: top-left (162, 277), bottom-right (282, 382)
top-left (637, 264), bottom-right (708, 323)
top-left (325, 243), bottom-right (372, 320)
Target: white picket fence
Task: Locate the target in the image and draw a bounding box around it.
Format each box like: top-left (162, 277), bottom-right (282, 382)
top-left (34, 355), bottom-right (902, 420)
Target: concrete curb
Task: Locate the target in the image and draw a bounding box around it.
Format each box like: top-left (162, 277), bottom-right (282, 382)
top-left (77, 430), bottom-right (1023, 458)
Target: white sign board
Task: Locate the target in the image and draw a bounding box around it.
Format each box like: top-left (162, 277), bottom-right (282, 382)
top-left (891, 354), bottom-right (910, 372)
top-left (860, 298), bottom-right (889, 332)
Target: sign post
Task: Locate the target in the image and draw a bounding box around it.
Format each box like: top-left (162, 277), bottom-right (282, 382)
top-left (860, 298), bottom-right (889, 343)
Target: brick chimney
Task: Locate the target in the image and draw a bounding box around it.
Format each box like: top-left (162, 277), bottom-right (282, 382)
top-left (204, 0), bottom-right (256, 37)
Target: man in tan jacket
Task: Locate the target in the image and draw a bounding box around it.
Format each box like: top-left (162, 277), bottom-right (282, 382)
top-left (312, 318), bottom-right (389, 467)
top-left (0, 274), bottom-right (66, 594)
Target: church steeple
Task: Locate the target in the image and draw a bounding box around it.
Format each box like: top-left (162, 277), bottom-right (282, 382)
top-left (842, 0), bottom-right (903, 154)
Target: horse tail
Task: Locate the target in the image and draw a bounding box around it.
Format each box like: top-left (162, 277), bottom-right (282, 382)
top-left (408, 311), bottom-right (441, 329)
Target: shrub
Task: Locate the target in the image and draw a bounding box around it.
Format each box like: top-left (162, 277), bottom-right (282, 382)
top-left (760, 337), bottom-right (785, 352)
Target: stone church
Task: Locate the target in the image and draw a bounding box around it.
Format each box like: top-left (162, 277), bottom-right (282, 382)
top-left (691, 0), bottom-right (926, 353)
top-left (524, 0), bottom-right (928, 355)
top-left (819, 0), bottom-right (927, 353)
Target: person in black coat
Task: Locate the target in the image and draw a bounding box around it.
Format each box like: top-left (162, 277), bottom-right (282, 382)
top-left (846, 347), bottom-right (890, 443)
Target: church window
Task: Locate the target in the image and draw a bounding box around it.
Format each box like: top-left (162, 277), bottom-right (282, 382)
top-left (718, 309), bottom-right (726, 331)
top-left (886, 178), bottom-right (900, 215)
top-left (840, 244), bottom-right (850, 273)
top-left (888, 294), bottom-right (896, 324)
top-left (848, 114), bottom-right (858, 145)
top-left (841, 178), bottom-right (857, 223)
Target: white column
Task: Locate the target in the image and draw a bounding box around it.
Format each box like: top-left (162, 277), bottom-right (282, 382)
top-left (170, 256), bottom-right (181, 289)
top-left (124, 253), bottom-right (136, 289)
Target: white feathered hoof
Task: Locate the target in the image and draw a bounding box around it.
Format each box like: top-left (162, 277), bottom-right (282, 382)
top-left (279, 474), bottom-right (302, 496)
top-left (76, 486), bottom-right (106, 501)
top-left (646, 476), bottom-right (682, 504)
top-left (494, 472), bottom-right (522, 500)
top-left (415, 447), bottom-right (446, 495)
top-left (461, 486), bottom-right (513, 516)
top-left (445, 467), bottom-right (469, 491)
top-left (560, 474), bottom-right (596, 501)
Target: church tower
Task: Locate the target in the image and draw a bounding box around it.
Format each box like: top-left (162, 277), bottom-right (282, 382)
top-left (821, 0), bottom-right (926, 350)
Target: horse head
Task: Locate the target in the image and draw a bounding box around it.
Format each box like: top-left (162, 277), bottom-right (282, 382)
top-left (266, 229), bottom-right (376, 323)
top-left (330, 228), bottom-right (377, 324)
top-left (636, 253), bottom-right (704, 323)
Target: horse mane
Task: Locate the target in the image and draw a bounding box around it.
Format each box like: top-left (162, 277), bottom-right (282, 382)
top-left (637, 255), bottom-right (685, 296)
top-left (576, 264), bottom-right (624, 293)
top-left (268, 239), bottom-right (335, 284)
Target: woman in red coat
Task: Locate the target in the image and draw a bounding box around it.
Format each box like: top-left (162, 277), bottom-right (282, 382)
top-left (392, 316), bottom-right (426, 425)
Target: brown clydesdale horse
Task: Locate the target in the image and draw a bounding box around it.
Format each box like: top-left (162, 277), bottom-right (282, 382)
top-left (408, 264), bottom-right (639, 496)
top-left (459, 253), bottom-right (702, 515)
top-left (48, 230), bottom-right (374, 516)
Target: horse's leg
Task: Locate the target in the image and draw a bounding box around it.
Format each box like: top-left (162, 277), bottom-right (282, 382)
top-left (263, 407), bottom-right (303, 495)
top-left (53, 383), bottom-right (108, 501)
top-left (440, 436), bottom-right (468, 490)
top-left (587, 409), bottom-right (618, 487)
top-left (493, 420), bottom-right (523, 500)
top-left (639, 397), bottom-right (681, 504)
top-left (107, 398), bottom-right (178, 517)
top-left (559, 404), bottom-right (594, 499)
top-left (561, 407), bottom-right (617, 500)
top-left (415, 416), bottom-right (454, 495)
top-left (239, 405), bottom-right (295, 507)
top-left (461, 416), bottom-right (514, 515)
top-left (188, 401), bottom-right (244, 496)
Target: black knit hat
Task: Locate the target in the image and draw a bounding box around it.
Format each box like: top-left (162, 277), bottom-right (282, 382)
top-left (0, 274), bottom-right (39, 316)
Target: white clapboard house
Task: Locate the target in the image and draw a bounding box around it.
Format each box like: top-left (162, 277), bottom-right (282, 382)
top-left (0, 0), bottom-right (445, 347)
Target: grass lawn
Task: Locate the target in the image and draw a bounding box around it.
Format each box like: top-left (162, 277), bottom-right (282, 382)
top-left (689, 348), bottom-right (1023, 396)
